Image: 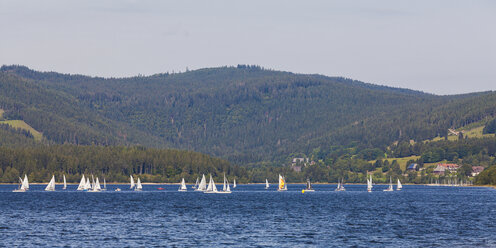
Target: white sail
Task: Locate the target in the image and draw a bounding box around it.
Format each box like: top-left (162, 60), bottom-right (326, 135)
top-left (305, 179), bottom-right (315, 191)
top-left (215, 174), bottom-right (232, 193)
top-left (103, 177), bottom-right (106, 190)
top-left (233, 178), bottom-right (237, 188)
top-left (196, 174), bottom-right (207, 191)
top-left (77, 174), bottom-right (86, 190)
top-left (205, 174), bottom-right (218, 193)
top-left (278, 174), bottom-right (287, 191)
top-left (367, 175), bottom-right (373, 192)
top-left (397, 179), bottom-right (402, 190)
top-left (206, 175), bottom-right (213, 192)
top-left (13, 177), bottom-right (26, 192)
top-left (85, 177), bottom-right (91, 190)
top-left (340, 179), bottom-right (346, 191)
top-left (94, 177), bottom-right (102, 191)
top-left (210, 175), bottom-right (218, 192)
top-left (21, 174), bottom-right (29, 190)
top-left (265, 179), bottom-right (269, 189)
top-left (91, 175), bottom-right (96, 191)
top-left (130, 175), bottom-right (135, 189)
top-left (223, 174), bottom-right (227, 191)
top-left (135, 177), bottom-right (142, 191)
top-left (63, 175), bottom-right (67, 190)
top-left (335, 180), bottom-right (341, 191)
top-left (178, 178), bottom-right (187, 191)
top-left (384, 177), bottom-right (394, 191)
top-left (45, 175), bottom-right (56, 191)
top-left (193, 177), bottom-right (199, 189)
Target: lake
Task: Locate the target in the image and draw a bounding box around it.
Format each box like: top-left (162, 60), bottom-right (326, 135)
top-left (1, 184), bottom-right (495, 247)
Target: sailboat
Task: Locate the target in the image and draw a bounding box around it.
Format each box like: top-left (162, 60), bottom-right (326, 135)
top-left (195, 174), bottom-right (207, 191)
top-left (13, 175), bottom-right (29, 192)
top-left (265, 179), bottom-right (270, 189)
top-left (85, 177), bottom-right (91, 190)
top-left (233, 178), bottom-right (237, 189)
top-left (45, 175), bottom-right (56, 191)
top-left (77, 175), bottom-right (86, 191)
top-left (397, 179), bottom-right (402, 191)
top-left (178, 178), bottom-right (187, 192)
top-left (135, 177), bottom-right (142, 191)
top-left (130, 175), bottom-right (135, 190)
top-left (304, 179), bottom-right (315, 192)
top-left (336, 179), bottom-right (346, 191)
top-left (204, 174), bottom-right (219, 194)
top-left (90, 177), bottom-right (102, 192)
top-left (102, 177), bottom-right (107, 191)
top-left (383, 177), bottom-right (394, 191)
top-left (22, 174), bottom-right (29, 191)
top-left (277, 174), bottom-right (287, 191)
top-left (367, 175), bottom-right (373, 192)
top-left (192, 177), bottom-right (199, 189)
top-left (63, 175), bottom-right (67, 190)
top-left (218, 174), bottom-right (232, 194)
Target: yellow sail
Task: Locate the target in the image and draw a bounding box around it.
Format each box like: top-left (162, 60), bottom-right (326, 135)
top-left (278, 174), bottom-right (286, 190)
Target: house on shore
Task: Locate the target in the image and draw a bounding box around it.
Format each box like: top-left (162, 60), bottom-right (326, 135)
top-left (407, 163), bottom-right (418, 171)
top-left (471, 166), bottom-right (484, 177)
top-left (433, 163), bottom-right (460, 175)
top-left (291, 157), bottom-right (315, 172)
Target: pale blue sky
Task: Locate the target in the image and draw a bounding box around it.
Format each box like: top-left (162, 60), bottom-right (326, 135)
top-left (0, 0), bottom-right (495, 94)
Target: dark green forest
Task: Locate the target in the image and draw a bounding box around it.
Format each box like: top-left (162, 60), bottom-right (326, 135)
top-left (1, 65), bottom-right (496, 184)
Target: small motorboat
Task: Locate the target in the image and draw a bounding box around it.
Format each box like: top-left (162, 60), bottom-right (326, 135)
top-left (115, 188), bottom-right (121, 191)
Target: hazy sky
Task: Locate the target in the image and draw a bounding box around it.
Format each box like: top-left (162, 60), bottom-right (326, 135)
top-left (1, 0), bottom-right (495, 95)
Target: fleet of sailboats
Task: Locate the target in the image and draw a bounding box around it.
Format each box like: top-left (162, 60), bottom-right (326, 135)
top-left (8, 173), bottom-right (410, 193)
top-left (178, 178), bottom-right (187, 192)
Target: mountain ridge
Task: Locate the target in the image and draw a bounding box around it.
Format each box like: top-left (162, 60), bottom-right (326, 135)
top-left (1, 64), bottom-right (495, 164)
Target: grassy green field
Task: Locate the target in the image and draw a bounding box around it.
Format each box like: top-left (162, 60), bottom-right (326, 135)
top-left (426, 124), bottom-right (493, 143)
top-left (462, 126), bottom-right (493, 139)
top-left (0, 120), bottom-right (43, 141)
top-left (369, 155), bottom-right (421, 171)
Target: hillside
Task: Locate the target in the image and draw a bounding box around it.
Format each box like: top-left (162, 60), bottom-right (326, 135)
top-left (1, 65), bottom-right (496, 165)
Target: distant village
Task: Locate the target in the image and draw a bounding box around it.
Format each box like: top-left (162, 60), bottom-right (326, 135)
top-left (290, 156), bottom-right (485, 181)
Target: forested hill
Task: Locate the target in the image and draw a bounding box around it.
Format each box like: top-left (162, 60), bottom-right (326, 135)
top-left (1, 65), bottom-right (496, 164)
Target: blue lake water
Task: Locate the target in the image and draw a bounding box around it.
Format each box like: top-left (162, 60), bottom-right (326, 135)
top-left (1, 184), bottom-right (495, 247)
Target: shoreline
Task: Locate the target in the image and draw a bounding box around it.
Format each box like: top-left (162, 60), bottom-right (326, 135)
top-left (0, 182), bottom-right (492, 188)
